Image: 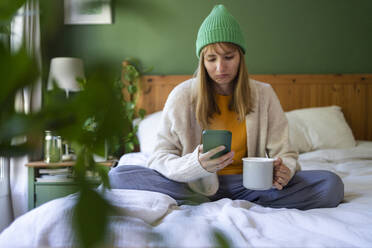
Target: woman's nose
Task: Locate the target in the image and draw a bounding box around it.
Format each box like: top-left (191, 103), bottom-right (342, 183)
top-left (216, 61), bottom-right (226, 72)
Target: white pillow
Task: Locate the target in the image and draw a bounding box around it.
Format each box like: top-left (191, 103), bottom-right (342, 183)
top-left (285, 112), bottom-right (312, 153)
top-left (285, 106), bottom-right (356, 153)
top-left (136, 106), bottom-right (356, 154)
top-left (136, 111), bottom-right (163, 153)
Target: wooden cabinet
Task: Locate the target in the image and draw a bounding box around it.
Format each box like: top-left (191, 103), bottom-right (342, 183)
top-left (26, 161), bottom-right (114, 210)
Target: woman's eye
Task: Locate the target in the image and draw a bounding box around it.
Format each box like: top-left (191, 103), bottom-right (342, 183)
top-left (225, 56), bottom-right (234, 60)
top-left (206, 58), bottom-right (216, 62)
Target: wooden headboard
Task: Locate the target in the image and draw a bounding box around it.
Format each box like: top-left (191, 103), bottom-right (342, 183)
top-left (128, 74), bottom-right (372, 141)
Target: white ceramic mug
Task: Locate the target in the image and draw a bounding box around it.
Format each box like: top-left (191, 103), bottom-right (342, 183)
top-left (242, 157), bottom-right (274, 190)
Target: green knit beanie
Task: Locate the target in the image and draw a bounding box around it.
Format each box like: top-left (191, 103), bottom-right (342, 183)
top-left (196, 4), bottom-right (246, 58)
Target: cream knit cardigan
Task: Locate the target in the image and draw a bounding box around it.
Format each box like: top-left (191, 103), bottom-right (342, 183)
top-left (147, 78), bottom-right (300, 196)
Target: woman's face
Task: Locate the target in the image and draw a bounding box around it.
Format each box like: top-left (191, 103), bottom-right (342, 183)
top-left (203, 43), bottom-right (240, 86)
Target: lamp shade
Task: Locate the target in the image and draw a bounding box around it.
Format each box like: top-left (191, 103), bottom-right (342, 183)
top-left (47, 57), bottom-right (85, 92)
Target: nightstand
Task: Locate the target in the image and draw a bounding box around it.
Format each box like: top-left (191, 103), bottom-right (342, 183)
top-left (26, 161), bottom-right (114, 210)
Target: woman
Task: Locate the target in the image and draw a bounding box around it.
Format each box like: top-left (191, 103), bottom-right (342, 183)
top-left (109, 5), bottom-right (344, 210)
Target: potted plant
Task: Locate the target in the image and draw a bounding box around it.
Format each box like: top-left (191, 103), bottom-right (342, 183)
top-left (119, 59), bottom-right (151, 153)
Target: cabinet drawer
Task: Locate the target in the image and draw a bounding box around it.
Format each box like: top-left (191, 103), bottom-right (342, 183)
top-left (35, 184), bottom-right (81, 207)
top-left (35, 183), bottom-right (99, 207)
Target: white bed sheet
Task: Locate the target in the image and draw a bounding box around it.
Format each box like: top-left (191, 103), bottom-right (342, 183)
top-left (1, 142), bottom-right (372, 247)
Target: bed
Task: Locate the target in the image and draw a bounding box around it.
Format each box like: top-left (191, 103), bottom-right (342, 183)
top-left (1, 74), bottom-right (372, 247)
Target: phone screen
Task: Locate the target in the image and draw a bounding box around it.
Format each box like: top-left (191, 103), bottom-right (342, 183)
top-left (202, 130), bottom-right (232, 159)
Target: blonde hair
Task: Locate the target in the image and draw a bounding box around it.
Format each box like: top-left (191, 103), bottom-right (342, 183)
top-left (194, 42), bottom-right (253, 129)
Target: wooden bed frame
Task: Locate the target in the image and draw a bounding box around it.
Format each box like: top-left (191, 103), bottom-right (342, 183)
top-left (129, 74), bottom-right (372, 141)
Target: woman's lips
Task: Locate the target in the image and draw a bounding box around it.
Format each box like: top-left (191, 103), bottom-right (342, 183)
top-left (216, 74), bottom-right (229, 79)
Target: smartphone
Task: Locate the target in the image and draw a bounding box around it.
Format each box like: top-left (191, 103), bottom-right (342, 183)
top-left (202, 130), bottom-right (232, 159)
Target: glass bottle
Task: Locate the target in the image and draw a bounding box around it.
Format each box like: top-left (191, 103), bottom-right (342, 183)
top-left (50, 136), bottom-right (62, 163)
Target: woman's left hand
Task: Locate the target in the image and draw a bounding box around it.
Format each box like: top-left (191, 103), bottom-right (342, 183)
top-left (273, 158), bottom-right (291, 190)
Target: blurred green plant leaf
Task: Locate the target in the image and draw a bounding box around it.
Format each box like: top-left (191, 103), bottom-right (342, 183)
top-left (138, 108), bottom-right (146, 119)
top-left (133, 125), bottom-right (139, 134)
top-left (73, 187), bottom-right (114, 248)
top-left (0, 113), bottom-right (39, 141)
top-left (127, 84), bottom-right (137, 94)
top-left (0, 45), bottom-right (38, 107)
top-left (133, 135), bottom-right (139, 146)
top-left (95, 164), bottom-right (110, 189)
top-left (76, 77), bottom-right (87, 90)
top-left (0, 0), bottom-right (26, 22)
top-left (213, 229), bottom-right (232, 248)
top-left (125, 141), bottom-right (134, 153)
top-left (83, 117), bottom-right (97, 132)
top-left (123, 64), bottom-right (140, 83)
top-left (0, 143), bottom-right (34, 157)
top-left (0, 25), bottom-right (10, 35)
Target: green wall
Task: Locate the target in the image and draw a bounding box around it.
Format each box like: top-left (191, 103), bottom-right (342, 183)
top-left (44, 0), bottom-right (372, 75)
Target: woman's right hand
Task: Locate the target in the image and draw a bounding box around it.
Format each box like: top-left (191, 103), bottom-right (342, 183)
top-left (198, 145), bottom-right (235, 173)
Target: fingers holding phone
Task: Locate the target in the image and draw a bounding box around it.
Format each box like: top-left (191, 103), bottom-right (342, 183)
top-left (199, 130), bottom-right (234, 173)
top-left (198, 145), bottom-right (235, 172)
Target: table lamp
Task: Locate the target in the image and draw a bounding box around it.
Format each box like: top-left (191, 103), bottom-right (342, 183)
top-left (47, 57), bottom-right (85, 97)
top-left (47, 57), bottom-right (86, 161)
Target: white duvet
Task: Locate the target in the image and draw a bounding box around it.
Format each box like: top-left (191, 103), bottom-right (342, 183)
top-left (1, 142), bottom-right (372, 247)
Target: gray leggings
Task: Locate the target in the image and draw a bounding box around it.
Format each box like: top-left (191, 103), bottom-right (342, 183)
top-left (108, 165), bottom-right (344, 210)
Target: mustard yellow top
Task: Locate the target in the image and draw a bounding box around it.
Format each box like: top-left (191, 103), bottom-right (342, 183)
top-left (209, 94), bottom-right (247, 175)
